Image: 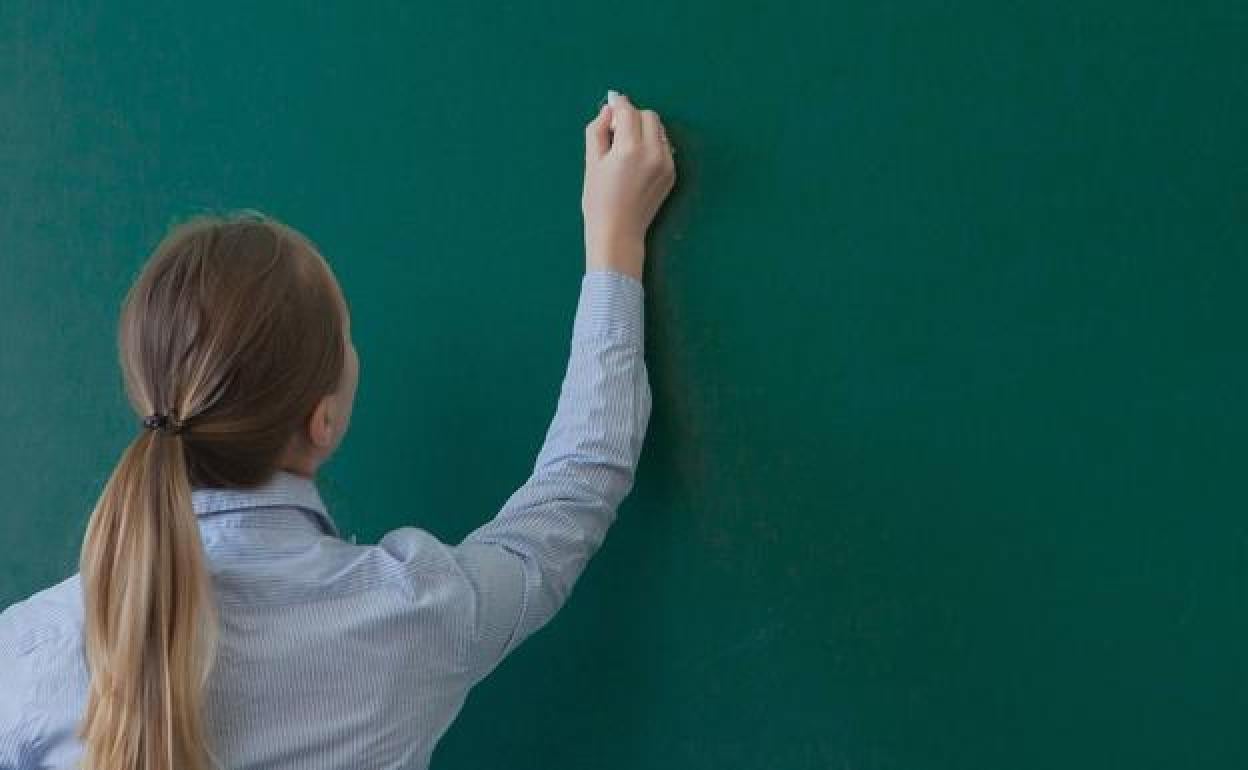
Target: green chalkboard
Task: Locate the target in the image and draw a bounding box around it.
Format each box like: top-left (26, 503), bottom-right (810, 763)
top-left (2, 2), bottom-right (1244, 768)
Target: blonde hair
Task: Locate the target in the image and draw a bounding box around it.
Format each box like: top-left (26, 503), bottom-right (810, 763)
top-left (77, 210), bottom-right (347, 769)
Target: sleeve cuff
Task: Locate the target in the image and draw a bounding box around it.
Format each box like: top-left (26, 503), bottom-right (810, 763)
top-left (572, 269), bottom-right (645, 346)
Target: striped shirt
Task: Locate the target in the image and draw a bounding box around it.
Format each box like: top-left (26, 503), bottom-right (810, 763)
top-left (0, 269), bottom-right (651, 769)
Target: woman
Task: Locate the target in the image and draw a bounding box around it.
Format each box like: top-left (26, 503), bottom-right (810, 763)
top-left (0, 89), bottom-right (675, 770)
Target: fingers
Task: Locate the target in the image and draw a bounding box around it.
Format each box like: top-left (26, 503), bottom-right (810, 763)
top-left (639, 109), bottom-right (676, 184)
top-left (640, 109), bottom-right (672, 159)
top-left (608, 91), bottom-right (643, 152)
top-left (585, 103), bottom-right (613, 164)
top-left (639, 109), bottom-right (659, 147)
top-left (587, 90), bottom-right (674, 169)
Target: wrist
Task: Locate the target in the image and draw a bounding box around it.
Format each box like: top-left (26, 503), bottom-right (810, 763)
top-left (585, 233), bottom-right (644, 281)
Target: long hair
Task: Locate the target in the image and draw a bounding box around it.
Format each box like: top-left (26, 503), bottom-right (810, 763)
top-left (77, 210), bottom-right (348, 770)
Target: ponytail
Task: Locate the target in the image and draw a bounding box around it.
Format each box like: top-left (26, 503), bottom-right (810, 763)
top-left (78, 425), bottom-right (218, 770)
top-left (75, 210), bottom-right (349, 769)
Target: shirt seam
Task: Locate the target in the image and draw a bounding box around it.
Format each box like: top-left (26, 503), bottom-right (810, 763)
top-left (196, 505), bottom-right (338, 535)
top-left (464, 539), bottom-right (539, 669)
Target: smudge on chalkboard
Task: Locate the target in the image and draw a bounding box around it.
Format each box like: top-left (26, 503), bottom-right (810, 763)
top-left (636, 120), bottom-right (709, 512)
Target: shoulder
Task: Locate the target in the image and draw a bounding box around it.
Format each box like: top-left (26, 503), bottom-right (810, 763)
top-left (369, 527), bottom-right (484, 657)
top-left (372, 526), bottom-right (474, 598)
top-left (300, 526), bottom-right (475, 608)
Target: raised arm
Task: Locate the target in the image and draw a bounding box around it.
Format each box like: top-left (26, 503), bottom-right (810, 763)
top-left (449, 91), bottom-right (675, 678)
top-left (453, 267), bottom-right (650, 675)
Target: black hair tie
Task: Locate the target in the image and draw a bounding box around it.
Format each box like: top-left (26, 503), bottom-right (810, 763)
top-left (142, 412), bottom-right (185, 435)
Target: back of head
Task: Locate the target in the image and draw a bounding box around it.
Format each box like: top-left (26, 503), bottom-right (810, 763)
top-left (77, 210), bottom-right (347, 770)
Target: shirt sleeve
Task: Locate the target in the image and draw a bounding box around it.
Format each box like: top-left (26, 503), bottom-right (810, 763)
top-left (450, 269), bottom-right (652, 680)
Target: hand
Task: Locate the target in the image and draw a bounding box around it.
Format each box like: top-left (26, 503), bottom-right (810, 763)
top-left (582, 91), bottom-right (677, 282)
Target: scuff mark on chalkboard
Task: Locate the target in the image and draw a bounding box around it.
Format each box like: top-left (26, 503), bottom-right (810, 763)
top-left (675, 620), bottom-right (787, 675)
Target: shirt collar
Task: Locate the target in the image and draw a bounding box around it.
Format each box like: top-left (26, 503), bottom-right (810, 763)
top-left (191, 469), bottom-right (341, 539)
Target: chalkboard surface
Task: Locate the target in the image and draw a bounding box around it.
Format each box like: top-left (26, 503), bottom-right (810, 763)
top-left (2, 3), bottom-right (1244, 768)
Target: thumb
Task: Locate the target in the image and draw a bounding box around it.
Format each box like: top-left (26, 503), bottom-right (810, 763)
top-left (585, 103), bottom-right (613, 164)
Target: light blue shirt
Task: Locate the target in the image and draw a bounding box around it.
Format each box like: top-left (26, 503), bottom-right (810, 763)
top-left (0, 269), bottom-right (651, 770)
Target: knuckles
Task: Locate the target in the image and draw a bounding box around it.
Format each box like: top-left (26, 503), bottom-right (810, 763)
top-left (583, 106), bottom-right (676, 184)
